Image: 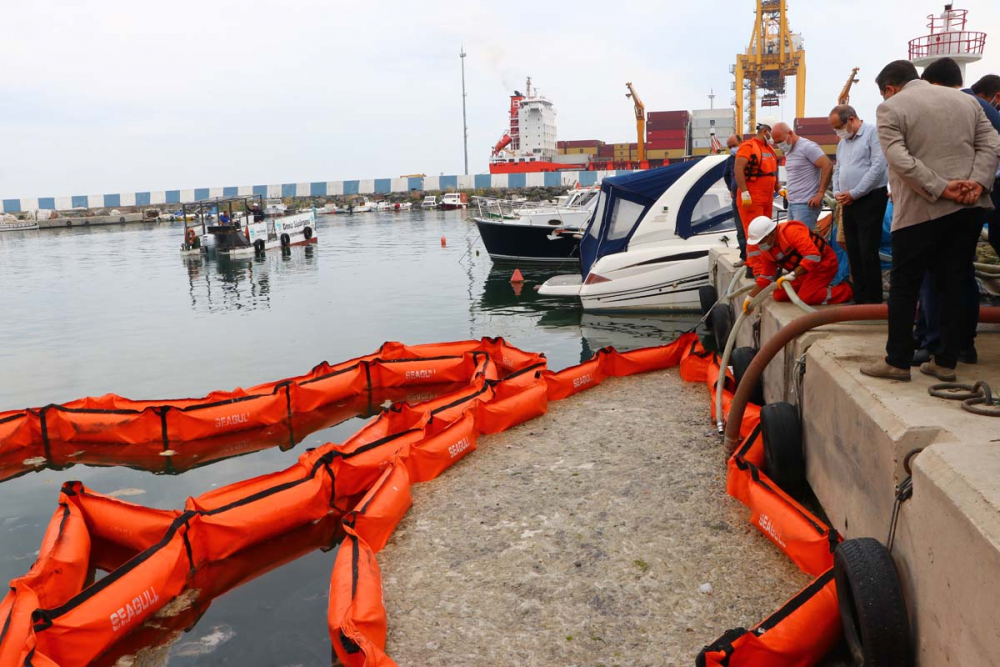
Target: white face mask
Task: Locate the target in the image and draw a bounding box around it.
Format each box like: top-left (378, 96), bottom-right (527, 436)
top-left (758, 241), bottom-right (772, 251)
top-left (730, 147), bottom-right (738, 156)
top-left (776, 141), bottom-right (792, 153)
top-left (835, 127), bottom-right (851, 140)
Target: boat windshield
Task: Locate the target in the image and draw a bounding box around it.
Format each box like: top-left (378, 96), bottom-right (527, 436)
top-left (587, 192), bottom-right (607, 240)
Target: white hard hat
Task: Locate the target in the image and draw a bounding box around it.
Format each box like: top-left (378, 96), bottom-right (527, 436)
top-left (757, 116), bottom-right (780, 131)
top-left (747, 216), bottom-right (777, 245)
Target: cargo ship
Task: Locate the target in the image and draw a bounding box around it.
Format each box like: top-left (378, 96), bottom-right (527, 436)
top-left (488, 78), bottom-right (737, 175)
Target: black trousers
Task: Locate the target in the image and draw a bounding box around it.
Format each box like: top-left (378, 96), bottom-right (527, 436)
top-left (842, 187), bottom-right (889, 304)
top-left (731, 196), bottom-right (747, 261)
top-left (887, 208), bottom-right (984, 370)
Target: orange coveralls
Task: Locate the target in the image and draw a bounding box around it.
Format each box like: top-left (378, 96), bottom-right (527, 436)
top-left (752, 220), bottom-right (853, 305)
top-left (736, 137), bottom-right (779, 271)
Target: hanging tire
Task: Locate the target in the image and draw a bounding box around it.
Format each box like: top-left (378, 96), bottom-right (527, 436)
top-left (699, 286), bottom-right (718, 319)
top-left (303, 226), bottom-right (313, 240)
top-left (761, 401), bottom-right (805, 496)
top-left (280, 233), bottom-right (291, 247)
top-left (834, 538), bottom-right (912, 667)
top-left (254, 239), bottom-right (266, 255)
top-left (710, 304), bottom-right (733, 350)
top-left (731, 346), bottom-right (764, 406)
top-left (119, 216), bottom-right (126, 223)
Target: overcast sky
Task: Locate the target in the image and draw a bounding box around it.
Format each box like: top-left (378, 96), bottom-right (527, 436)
top-left (3, 0), bottom-right (999, 199)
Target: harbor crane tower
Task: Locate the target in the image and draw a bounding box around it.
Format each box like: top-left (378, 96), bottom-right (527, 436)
top-left (732, 0), bottom-right (806, 136)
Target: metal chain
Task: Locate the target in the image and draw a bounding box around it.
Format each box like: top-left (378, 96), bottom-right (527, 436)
top-left (887, 448), bottom-right (923, 553)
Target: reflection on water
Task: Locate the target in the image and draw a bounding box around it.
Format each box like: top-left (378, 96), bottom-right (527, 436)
top-left (0, 210), bottom-right (705, 664)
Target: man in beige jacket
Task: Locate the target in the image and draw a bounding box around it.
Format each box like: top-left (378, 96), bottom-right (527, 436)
top-left (861, 60), bottom-right (1000, 382)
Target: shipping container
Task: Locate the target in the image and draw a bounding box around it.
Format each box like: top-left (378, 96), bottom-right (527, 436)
top-left (564, 139), bottom-right (604, 148)
top-left (646, 129), bottom-right (687, 140)
top-left (647, 110), bottom-right (691, 124)
top-left (691, 117), bottom-right (736, 130)
top-left (647, 148), bottom-right (687, 159)
top-left (553, 154), bottom-right (592, 165)
top-left (598, 146), bottom-right (615, 157)
top-left (691, 138), bottom-right (719, 149)
top-left (691, 148), bottom-right (713, 156)
top-left (646, 139), bottom-right (687, 150)
top-left (794, 117), bottom-right (834, 131)
top-left (691, 108), bottom-right (736, 119)
top-left (690, 129), bottom-right (735, 141)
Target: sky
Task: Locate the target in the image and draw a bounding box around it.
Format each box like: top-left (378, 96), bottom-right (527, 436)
top-left (3, 0), bottom-right (999, 199)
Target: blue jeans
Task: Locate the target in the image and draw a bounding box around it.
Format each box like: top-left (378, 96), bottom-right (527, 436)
top-left (786, 203), bottom-right (821, 230)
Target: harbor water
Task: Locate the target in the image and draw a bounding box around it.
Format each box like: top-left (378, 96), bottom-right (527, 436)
top-left (0, 210), bottom-right (699, 664)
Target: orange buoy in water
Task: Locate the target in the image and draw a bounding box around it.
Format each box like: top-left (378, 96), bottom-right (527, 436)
top-left (510, 268), bottom-right (524, 284)
top-left (440, 236), bottom-right (446, 247)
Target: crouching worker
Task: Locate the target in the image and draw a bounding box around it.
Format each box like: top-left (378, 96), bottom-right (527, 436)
top-left (743, 215), bottom-right (853, 312)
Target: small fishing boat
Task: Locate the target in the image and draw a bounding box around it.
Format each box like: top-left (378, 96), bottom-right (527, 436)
top-left (0, 220), bottom-right (39, 232)
top-left (393, 202), bottom-right (413, 211)
top-left (421, 195), bottom-right (438, 209)
top-left (264, 197), bottom-right (288, 217)
top-left (179, 195), bottom-right (317, 258)
top-left (439, 193), bottom-right (468, 210)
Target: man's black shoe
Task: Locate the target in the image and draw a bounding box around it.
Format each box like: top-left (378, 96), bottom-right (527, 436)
top-left (910, 348), bottom-right (932, 366)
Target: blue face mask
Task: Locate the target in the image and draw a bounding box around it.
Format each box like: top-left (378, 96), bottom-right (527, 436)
top-left (730, 147), bottom-right (738, 156)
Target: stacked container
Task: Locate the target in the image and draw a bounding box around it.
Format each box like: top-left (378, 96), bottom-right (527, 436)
top-left (794, 118), bottom-right (839, 161)
top-left (562, 139), bottom-right (604, 156)
top-left (646, 110), bottom-right (690, 160)
top-left (690, 108), bottom-right (736, 156)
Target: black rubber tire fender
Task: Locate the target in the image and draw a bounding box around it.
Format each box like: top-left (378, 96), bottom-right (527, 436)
top-left (280, 233), bottom-right (291, 247)
top-left (834, 538), bottom-right (912, 667)
top-left (119, 216), bottom-right (126, 223)
top-left (303, 226), bottom-right (313, 240)
top-left (760, 401), bottom-right (805, 496)
top-left (710, 303), bottom-right (733, 351)
top-left (254, 239), bottom-right (266, 254)
top-left (731, 346), bottom-right (765, 406)
top-left (699, 285), bottom-right (718, 319)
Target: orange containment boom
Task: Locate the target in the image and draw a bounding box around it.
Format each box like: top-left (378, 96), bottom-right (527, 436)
top-left (0, 335), bottom-right (700, 666)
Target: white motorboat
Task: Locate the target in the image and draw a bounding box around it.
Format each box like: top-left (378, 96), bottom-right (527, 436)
top-left (538, 155), bottom-right (740, 311)
top-left (470, 187), bottom-right (600, 263)
top-left (0, 219), bottom-right (39, 232)
top-left (374, 200), bottom-right (392, 212)
top-left (439, 193), bottom-right (468, 210)
top-left (421, 195), bottom-right (438, 209)
top-left (392, 201), bottom-right (413, 211)
top-left (349, 197), bottom-right (374, 213)
top-left (264, 197), bottom-right (288, 216)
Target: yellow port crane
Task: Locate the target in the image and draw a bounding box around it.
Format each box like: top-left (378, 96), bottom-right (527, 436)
top-left (625, 82), bottom-right (645, 163)
top-left (733, 0), bottom-right (806, 136)
top-left (838, 67), bottom-right (860, 105)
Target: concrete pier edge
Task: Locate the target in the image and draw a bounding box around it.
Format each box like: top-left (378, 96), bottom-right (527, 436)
top-left (711, 248), bottom-right (1000, 666)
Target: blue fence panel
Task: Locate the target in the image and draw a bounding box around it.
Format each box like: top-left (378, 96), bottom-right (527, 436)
top-left (194, 188), bottom-right (210, 201)
top-left (166, 191), bottom-right (181, 204)
top-left (2, 199), bottom-right (21, 213)
top-left (544, 172), bottom-right (562, 187)
top-left (343, 180), bottom-right (360, 195)
top-left (507, 173), bottom-right (526, 189)
top-left (374, 178), bottom-right (392, 194)
top-left (310, 182), bottom-right (327, 197)
top-left (253, 185), bottom-right (267, 197)
top-left (135, 192), bottom-right (151, 206)
top-left (579, 171), bottom-right (598, 186)
top-left (281, 183), bottom-right (296, 198)
top-left (71, 195), bottom-right (88, 209)
top-left (223, 187), bottom-right (238, 197)
top-left (475, 174), bottom-right (492, 189)
top-left (103, 194), bottom-right (121, 209)
top-left (439, 175), bottom-right (458, 190)
top-left (408, 177), bottom-right (424, 191)
top-left (38, 197), bottom-right (56, 210)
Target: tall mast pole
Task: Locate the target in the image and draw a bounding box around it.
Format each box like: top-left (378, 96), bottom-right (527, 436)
top-left (460, 47), bottom-right (469, 175)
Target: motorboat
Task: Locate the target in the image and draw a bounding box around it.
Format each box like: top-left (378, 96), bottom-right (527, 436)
top-left (349, 197), bottom-right (374, 213)
top-left (471, 187), bottom-right (600, 263)
top-left (264, 197), bottom-right (288, 216)
top-left (421, 195), bottom-right (438, 209)
top-left (0, 219), bottom-right (39, 232)
top-left (439, 193), bottom-right (468, 210)
top-left (538, 155), bottom-right (740, 311)
top-left (393, 201), bottom-right (413, 211)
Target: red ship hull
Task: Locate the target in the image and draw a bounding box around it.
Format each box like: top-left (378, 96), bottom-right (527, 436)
top-left (488, 161), bottom-right (571, 174)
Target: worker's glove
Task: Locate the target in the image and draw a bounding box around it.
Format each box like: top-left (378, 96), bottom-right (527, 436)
top-left (779, 188), bottom-right (788, 199)
top-left (775, 275), bottom-right (793, 289)
top-left (740, 191), bottom-right (753, 208)
top-left (742, 296), bottom-right (755, 314)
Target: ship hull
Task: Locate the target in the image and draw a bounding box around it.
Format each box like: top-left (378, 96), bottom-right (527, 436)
top-left (473, 218), bottom-right (579, 264)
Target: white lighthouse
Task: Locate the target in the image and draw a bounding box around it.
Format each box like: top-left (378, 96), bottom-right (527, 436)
top-left (909, 4), bottom-right (987, 83)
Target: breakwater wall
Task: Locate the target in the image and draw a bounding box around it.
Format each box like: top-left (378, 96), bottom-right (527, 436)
top-left (1, 170), bottom-right (617, 214)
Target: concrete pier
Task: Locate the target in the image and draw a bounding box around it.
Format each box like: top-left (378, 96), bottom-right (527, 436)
top-left (711, 248), bottom-right (1000, 666)
top-left (36, 212), bottom-right (146, 229)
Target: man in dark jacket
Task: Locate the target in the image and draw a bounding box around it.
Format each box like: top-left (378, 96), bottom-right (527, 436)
top-left (968, 74), bottom-right (1000, 256)
top-left (722, 134), bottom-right (746, 262)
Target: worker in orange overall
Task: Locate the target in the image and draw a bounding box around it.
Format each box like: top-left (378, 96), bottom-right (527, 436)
top-left (743, 216), bottom-right (853, 312)
top-left (734, 116), bottom-right (781, 273)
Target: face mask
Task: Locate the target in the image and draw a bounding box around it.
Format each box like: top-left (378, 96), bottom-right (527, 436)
top-left (776, 141), bottom-right (791, 153)
top-left (835, 128), bottom-right (851, 140)
top-left (730, 147), bottom-right (738, 156)
top-left (758, 241), bottom-right (772, 251)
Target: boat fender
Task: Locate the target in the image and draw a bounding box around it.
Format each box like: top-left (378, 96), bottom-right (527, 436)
top-left (303, 226), bottom-right (313, 241)
top-left (280, 233), bottom-right (291, 247)
top-left (834, 538), bottom-right (912, 666)
top-left (761, 402), bottom-right (806, 498)
top-left (119, 216), bottom-right (126, 223)
top-left (731, 347), bottom-right (764, 406)
top-left (254, 239), bottom-right (266, 255)
top-left (699, 286), bottom-right (718, 319)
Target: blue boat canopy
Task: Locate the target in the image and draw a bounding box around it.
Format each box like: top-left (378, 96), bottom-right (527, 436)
top-left (579, 158), bottom-right (735, 277)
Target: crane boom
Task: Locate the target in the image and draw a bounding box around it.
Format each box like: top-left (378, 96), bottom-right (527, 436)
top-left (838, 67), bottom-right (860, 105)
top-left (625, 82), bottom-right (646, 162)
